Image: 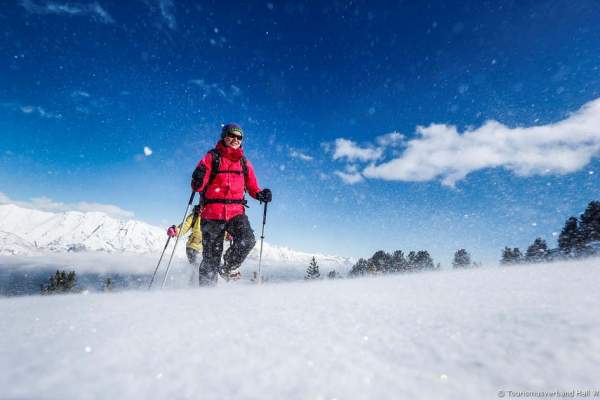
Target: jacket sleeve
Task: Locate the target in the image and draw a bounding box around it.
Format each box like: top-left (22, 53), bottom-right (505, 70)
top-left (244, 158), bottom-right (261, 199)
top-left (178, 214), bottom-right (194, 235)
top-left (191, 152), bottom-right (214, 192)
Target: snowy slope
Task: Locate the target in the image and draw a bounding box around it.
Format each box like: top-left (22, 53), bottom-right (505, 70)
top-left (1, 259), bottom-right (598, 399)
top-left (0, 231), bottom-right (38, 255)
top-left (0, 203), bottom-right (354, 276)
top-left (0, 203), bottom-right (165, 253)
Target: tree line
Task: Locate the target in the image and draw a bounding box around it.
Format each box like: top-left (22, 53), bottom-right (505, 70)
top-left (307, 250), bottom-right (447, 280)
top-left (40, 270), bottom-right (113, 294)
top-left (307, 248), bottom-right (480, 280)
top-left (501, 200), bottom-right (600, 265)
top-left (306, 200), bottom-right (600, 279)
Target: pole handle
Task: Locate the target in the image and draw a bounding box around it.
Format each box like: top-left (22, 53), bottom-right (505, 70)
top-left (262, 202), bottom-right (268, 224)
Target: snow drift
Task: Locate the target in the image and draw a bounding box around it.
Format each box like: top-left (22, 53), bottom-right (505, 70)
top-left (0, 259), bottom-right (598, 399)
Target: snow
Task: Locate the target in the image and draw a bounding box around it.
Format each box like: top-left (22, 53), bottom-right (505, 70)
top-left (0, 231), bottom-right (37, 255)
top-left (1, 259), bottom-right (599, 399)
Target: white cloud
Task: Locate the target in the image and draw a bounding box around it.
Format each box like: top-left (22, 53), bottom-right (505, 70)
top-left (333, 138), bottom-right (383, 162)
top-left (158, 0), bottom-right (176, 30)
top-left (75, 202), bottom-right (134, 218)
top-left (363, 97), bottom-right (600, 187)
top-left (0, 192), bottom-right (134, 219)
top-left (3, 102), bottom-right (62, 119)
top-left (142, 0), bottom-right (176, 30)
top-left (375, 131), bottom-right (405, 147)
top-left (71, 90), bottom-right (91, 98)
top-left (29, 196), bottom-right (67, 211)
top-left (20, 105), bottom-right (62, 119)
top-left (19, 0), bottom-right (115, 24)
top-left (333, 171), bottom-right (364, 184)
top-left (329, 134), bottom-right (403, 184)
top-left (143, 146), bottom-right (153, 156)
top-left (189, 79), bottom-right (242, 102)
top-left (289, 149), bottom-right (313, 161)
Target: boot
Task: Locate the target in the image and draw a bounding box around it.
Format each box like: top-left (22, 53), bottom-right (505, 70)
top-left (220, 264), bottom-right (241, 281)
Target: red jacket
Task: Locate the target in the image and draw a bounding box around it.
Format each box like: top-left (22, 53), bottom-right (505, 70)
top-left (193, 141), bottom-right (261, 221)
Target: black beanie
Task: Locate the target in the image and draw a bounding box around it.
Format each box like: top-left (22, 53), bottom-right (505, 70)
top-left (221, 123), bottom-right (243, 139)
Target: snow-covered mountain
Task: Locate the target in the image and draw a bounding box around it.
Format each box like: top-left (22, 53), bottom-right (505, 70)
top-left (0, 203), bottom-right (354, 274)
top-left (0, 231), bottom-right (37, 255)
top-left (0, 203), bottom-right (165, 254)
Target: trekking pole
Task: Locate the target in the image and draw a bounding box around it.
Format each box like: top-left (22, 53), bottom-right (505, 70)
top-left (161, 191), bottom-right (195, 289)
top-left (257, 201), bottom-right (268, 284)
top-left (148, 236), bottom-right (171, 289)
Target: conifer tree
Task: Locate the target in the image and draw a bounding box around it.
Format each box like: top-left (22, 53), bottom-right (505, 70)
top-left (305, 257), bottom-right (321, 280)
top-left (578, 201), bottom-right (600, 253)
top-left (41, 270), bottom-right (78, 294)
top-left (501, 247), bottom-right (523, 265)
top-left (367, 259), bottom-right (377, 275)
top-left (512, 247), bottom-right (523, 263)
top-left (412, 251), bottom-right (434, 270)
top-left (452, 249), bottom-right (472, 268)
top-left (349, 258), bottom-right (368, 276)
top-left (103, 277), bottom-right (113, 292)
top-left (391, 250), bottom-right (408, 273)
top-left (369, 250), bottom-right (392, 274)
top-left (525, 238), bottom-right (549, 263)
top-left (558, 217), bottom-right (580, 256)
top-left (500, 247), bottom-right (512, 265)
top-left (406, 251), bottom-right (417, 272)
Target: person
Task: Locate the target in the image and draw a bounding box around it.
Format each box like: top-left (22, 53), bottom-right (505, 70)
top-left (190, 123), bottom-right (272, 285)
top-left (166, 206), bottom-right (235, 284)
top-left (166, 205), bottom-right (203, 284)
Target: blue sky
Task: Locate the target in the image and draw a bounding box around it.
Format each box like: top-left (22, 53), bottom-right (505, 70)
top-left (1, 0), bottom-right (600, 265)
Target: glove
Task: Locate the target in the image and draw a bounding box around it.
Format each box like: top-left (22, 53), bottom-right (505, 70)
top-left (191, 165), bottom-right (206, 191)
top-left (166, 225), bottom-right (178, 237)
top-left (256, 188), bottom-right (272, 203)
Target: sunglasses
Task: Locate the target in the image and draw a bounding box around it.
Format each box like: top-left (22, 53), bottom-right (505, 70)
top-left (226, 132), bottom-right (243, 141)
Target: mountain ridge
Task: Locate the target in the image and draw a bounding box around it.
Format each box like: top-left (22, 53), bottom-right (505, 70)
top-left (0, 203), bottom-right (354, 272)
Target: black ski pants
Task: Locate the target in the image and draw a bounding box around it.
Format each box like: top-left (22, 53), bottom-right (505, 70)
top-left (198, 214), bottom-right (256, 285)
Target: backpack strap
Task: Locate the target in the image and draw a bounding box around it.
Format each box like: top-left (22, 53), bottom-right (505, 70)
top-left (205, 149), bottom-right (249, 189)
top-left (201, 149), bottom-right (221, 196)
top-left (240, 156), bottom-right (248, 184)
top-left (201, 150), bottom-right (250, 204)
